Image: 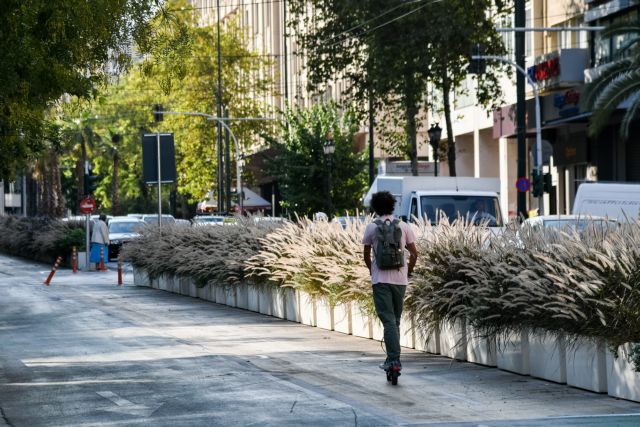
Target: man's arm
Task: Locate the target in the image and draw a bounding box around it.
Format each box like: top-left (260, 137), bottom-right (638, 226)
top-left (406, 242), bottom-right (418, 276)
top-left (363, 245), bottom-right (372, 273)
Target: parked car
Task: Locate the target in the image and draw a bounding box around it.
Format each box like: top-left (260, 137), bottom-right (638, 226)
top-left (108, 218), bottom-right (145, 260)
top-left (141, 214), bottom-right (176, 225)
top-left (192, 215), bottom-right (226, 226)
top-left (572, 182), bottom-right (640, 222)
top-left (332, 216), bottom-right (367, 229)
top-left (126, 213), bottom-right (143, 219)
top-left (522, 215), bottom-right (619, 233)
top-left (175, 219), bottom-right (191, 227)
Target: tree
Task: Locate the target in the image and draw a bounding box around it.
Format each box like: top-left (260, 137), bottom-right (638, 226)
top-left (582, 21), bottom-right (640, 140)
top-left (0, 0), bottom-right (183, 180)
top-left (265, 103), bottom-right (368, 217)
top-left (288, 0), bottom-right (509, 176)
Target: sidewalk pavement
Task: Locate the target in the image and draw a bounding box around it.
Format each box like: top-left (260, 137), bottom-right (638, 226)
top-left (0, 253), bottom-right (640, 426)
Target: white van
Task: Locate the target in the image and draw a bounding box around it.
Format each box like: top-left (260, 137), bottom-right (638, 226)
top-left (572, 182), bottom-right (640, 222)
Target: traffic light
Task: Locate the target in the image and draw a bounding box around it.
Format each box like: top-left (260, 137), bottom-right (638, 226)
top-left (153, 104), bottom-right (163, 123)
top-left (84, 168), bottom-right (99, 195)
top-left (531, 170), bottom-right (544, 198)
top-left (543, 173), bottom-right (552, 194)
top-left (469, 44), bottom-right (486, 75)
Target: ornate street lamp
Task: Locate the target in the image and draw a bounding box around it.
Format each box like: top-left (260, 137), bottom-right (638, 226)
top-left (323, 133), bottom-right (335, 217)
top-left (428, 123), bottom-right (442, 177)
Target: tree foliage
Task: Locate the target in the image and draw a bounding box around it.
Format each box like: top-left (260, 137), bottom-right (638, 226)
top-left (582, 21), bottom-right (640, 140)
top-left (289, 0), bottom-right (509, 176)
top-left (265, 103), bottom-right (368, 217)
top-left (0, 0), bottom-right (178, 180)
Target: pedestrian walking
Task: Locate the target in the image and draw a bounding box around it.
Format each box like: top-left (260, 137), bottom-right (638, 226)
top-left (362, 191), bottom-right (418, 381)
top-left (90, 214), bottom-right (109, 270)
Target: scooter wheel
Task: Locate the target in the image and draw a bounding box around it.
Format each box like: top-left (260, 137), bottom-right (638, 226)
top-left (391, 370), bottom-right (399, 385)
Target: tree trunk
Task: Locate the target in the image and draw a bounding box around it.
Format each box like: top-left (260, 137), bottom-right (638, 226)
top-left (111, 151), bottom-right (120, 216)
top-left (50, 152), bottom-right (64, 218)
top-left (442, 71), bottom-right (457, 176)
top-left (404, 71), bottom-right (419, 176)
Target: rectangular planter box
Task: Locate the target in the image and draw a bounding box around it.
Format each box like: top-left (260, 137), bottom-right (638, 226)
top-left (178, 277), bottom-right (191, 296)
top-left (351, 301), bottom-right (371, 339)
top-left (224, 286), bottom-right (237, 308)
top-left (529, 331), bottom-right (567, 383)
top-left (284, 288), bottom-right (300, 322)
top-left (258, 286), bottom-right (273, 316)
top-left (415, 325), bottom-right (440, 354)
top-left (372, 317), bottom-right (384, 342)
top-left (333, 302), bottom-right (351, 335)
top-left (272, 288), bottom-right (286, 319)
top-left (466, 325), bottom-right (497, 367)
top-left (497, 329), bottom-right (530, 375)
top-left (440, 319), bottom-right (467, 361)
top-left (566, 337), bottom-right (607, 393)
top-left (236, 283), bottom-right (249, 310)
top-left (316, 297), bottom-right (333, 331)
top-left (133, 268), bottom-right (148, 287)
top-left (607, 343), bottom-right (640, 402)
top-left (196, 284), bottom-right (209, 300)
top-left (247, 284), bottom-right (260, 312)
top-left (214, 284), bottom-right (225, 304)
top-left (189, 280), bottom-right (198, 298)
top-left (299, 291), bottom-right (316, 327)
top-left (400, 313), bottom-right (415, 349)
top-left (158, 274), bottom-right (168, 291)
top-left (150, 276), bottom-right (159, 289)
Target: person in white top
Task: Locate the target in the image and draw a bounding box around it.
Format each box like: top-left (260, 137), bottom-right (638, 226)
top-left (362, 191), bottom-right (418, 374)
top-left (90, 214), bottom-right (110, 270)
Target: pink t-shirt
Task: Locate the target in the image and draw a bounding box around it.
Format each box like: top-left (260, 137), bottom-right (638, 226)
top-left (362, 215), bottom-right (416, 286)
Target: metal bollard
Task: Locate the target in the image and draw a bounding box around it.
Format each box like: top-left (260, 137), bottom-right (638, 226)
top-left (117, 254), bottom-right (123, 286)
top-left (44, 256), bottom-right (63, 285)
top-left (72, 246), bottom-right (77, 274)
top-left (100, 246), bottom-right (106, 272)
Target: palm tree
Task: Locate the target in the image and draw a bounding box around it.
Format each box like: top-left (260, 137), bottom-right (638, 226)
top-left (582, 21), bottom-right (640, 139)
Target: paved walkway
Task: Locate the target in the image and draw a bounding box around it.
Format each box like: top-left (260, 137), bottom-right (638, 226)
top-left (0, 254), bottom-right (639, 426)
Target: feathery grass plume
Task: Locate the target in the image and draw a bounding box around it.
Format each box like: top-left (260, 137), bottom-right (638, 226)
top-left (121, 215), bottom-right (283, 287)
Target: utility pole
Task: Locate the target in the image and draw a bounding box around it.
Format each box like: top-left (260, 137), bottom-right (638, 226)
top-left (283, 0), bottom-right (289, 102)
top-left (515, 0), bottom-right (527, 219)
top-left (224, 107), bottom-right (231, 213)
top-left (216, 0), bottom-right (224, 212)
top-left (368, 94), bottom-right (375, 185)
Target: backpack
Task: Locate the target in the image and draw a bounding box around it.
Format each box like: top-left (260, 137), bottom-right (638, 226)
top-left (373, 218), bottom-right (405, 270)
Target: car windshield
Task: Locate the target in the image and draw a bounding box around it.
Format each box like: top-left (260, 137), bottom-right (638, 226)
top-left (420, 195), bottom-right (503, 226)
top-left (109, 222), bottom-right (141, 234)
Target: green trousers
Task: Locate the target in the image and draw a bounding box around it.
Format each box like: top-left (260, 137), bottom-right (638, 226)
top-left (372, 283), bottom-right (407, 361)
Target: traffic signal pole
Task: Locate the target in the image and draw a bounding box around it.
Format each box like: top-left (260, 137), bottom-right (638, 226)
top-left (515, 0), bottom-right (527, 219)
top-left (157, 132), bottom-right (162, 229)
top-left (85, 161), bottom-right (90, 270)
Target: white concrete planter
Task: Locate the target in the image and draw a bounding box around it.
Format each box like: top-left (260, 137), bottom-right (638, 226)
top-left (133, 268), bottom-right (148, 287)
top-left (196, 284), bottom-right (208, 300)
top-left (284, 288), bottom-right (300, 322)
top-left (224, 286), bottom-right (237, 308)
top-left (439, 319), bottom-right (467, 361)
top-left (158, 274), bottom-right (170, 291)
top-left (415, 326), bottom-right (440, 354)
top-left (299, 291), bottom-right (316, 327)
top-left (247, 284), bottom-right (260, 312)
top-left (466, 325), bottom-right (497, 367)
top-left (236, 283), bottom-right (249, 310)
top-left (214, 284), bottom-right (225, 304)
top-left (607, 343), bottom-right (640, 402)
top-left (150, 276), bottom-right (159, 289)
top-left (497, 329), bottom-right (530, 375)
top-left (400, 313), bottom-right (415, 349)
top-left (566, 337), bottom-right (607, 393)
top-left (258, 286), bottom-right (273, 316)
top-left (316, 297), bottom-right (333, 331)
top-left (529, 331), bottom-right (567, 383)
top-left (188, 280), bottom-right (198, 298)
top-left (371, 317), bottom-right (384, 342)
top-left (351, 301), bottom-right (371, 339)
top-left (178, 277), bottom-right (191, 296)
top-left (272, 288), bottom-right (286, 319)
top-left (333, 302), bottom-right (351, 335)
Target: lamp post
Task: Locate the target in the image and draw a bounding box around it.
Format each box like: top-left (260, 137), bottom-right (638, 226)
top-left (428, 123), bottom-right (442, 177)
top-left (323, 133), bottom-right (335, 218)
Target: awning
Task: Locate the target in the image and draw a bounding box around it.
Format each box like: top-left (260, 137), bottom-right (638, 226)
top-left (543, 112), bottom-right (592, 127)
top-left (232, 187), bottom-right (271, 211)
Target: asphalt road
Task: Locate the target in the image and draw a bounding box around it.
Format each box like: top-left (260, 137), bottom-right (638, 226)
top-left (1, 254), bottom-right (640, 426)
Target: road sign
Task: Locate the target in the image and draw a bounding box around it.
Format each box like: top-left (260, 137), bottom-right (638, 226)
top-left (79, 197), bottom-right (96, 214)
top-left (516, 177), bottom-right (531, 193)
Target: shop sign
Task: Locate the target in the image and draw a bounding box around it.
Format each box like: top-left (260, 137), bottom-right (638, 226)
top-left (527, 49), bottom-right (589, 90)
top-left (554, 138), bottom-right (588, 166)
top-left (543, 86), bottom-right (584, 123)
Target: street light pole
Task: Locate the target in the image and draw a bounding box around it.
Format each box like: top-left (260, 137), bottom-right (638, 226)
top-left (216, 0), bottom-right (224, 213)
top-left (323, 133), bottom-right (335, 218)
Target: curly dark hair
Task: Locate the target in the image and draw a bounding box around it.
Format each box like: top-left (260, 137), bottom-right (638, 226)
top-left (370, 191), bottom-right (396, 216)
